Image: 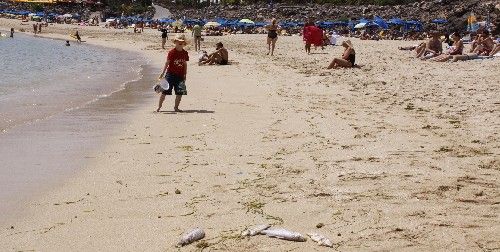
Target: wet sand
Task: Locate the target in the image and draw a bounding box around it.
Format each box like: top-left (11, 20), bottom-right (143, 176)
top-left (0, 18), bottom-right (499, 251)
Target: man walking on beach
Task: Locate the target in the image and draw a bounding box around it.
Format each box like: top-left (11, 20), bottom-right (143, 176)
top-left (161, 27), bottom-right (168, 49)
top-left (192, 24), bottom-right (202, 51)
top-left (157, 34), bottom-right (189, 112)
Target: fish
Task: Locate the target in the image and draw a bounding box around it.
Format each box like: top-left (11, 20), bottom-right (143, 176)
top-left (260, 228), bottom-right (307, 242)
top-left (241, 224), bottom-right (271, 236)
top-left (307, 233), bottom-right (333, 247)
top-left (176, 228), bottom-right (205, 247)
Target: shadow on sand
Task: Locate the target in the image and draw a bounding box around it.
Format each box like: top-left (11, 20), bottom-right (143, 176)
top-left (158, 109), bottom-right (215, 114)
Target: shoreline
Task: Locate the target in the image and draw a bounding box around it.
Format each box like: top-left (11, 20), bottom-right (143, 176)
top-left (0, 18), bottom-right (164, 223)
top-left (1, 17), bottom-right (499, 251)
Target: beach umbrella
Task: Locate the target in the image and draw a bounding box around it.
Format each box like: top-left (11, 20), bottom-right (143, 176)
top-left (373, 16), bottom-right (388, 29)
top-left (388, 18), bottom-right (404, 25)
top-left (355, 22), bottom-right (380, 29)
top-left (254, 22), bottom-right (268, 27)
top-left (333, 21), bottom-right (349, 26)
top-left (431, 19), bottom-right (447, 24)
top-left (204, 21), bottom-right (221, 27)
top-left (239, 19), bottom-right (254, 24)
top-left (354, 22), bottom-right (367, 29)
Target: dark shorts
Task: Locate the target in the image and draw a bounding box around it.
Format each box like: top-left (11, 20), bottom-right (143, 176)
top-left (162, 73), bottom-right (187, 95)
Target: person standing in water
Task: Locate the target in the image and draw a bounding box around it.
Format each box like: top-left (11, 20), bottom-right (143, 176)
top-left (10, 28), bottom-right (14, 38)
top-left (157, 34), bottom-right (189, 112)
top-left (74, 31), bottom-right (81, 43)
top-left (192, 24), bottom-right (202, 51)
top-left (265, 18), bottom-right (279, 56)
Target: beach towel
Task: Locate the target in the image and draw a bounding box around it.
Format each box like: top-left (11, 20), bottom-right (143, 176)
top-left (303, 26), bottom-right (323, 46)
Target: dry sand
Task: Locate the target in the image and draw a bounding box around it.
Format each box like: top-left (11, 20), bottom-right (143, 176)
top-left (1, 18), bottom-right (499, 251)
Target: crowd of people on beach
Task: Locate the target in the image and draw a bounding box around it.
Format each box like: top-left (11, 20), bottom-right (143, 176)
top-left (151, 14), bottom-right (499, 112)
top-left (400, 29), bottom-right (500, 62)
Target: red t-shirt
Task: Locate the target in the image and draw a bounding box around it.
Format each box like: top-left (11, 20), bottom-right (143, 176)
top-left (167, 48), bottom-right (189, 77)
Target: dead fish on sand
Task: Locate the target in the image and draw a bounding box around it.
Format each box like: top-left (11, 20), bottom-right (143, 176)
top-left (241, 224), bottom-right (271, 236)
top-left (176, 228), bottom-right (205, 247)
top-left (307, 233), bottom-right (333, 247)
top-left (261, 228), bottom-right (307, 242)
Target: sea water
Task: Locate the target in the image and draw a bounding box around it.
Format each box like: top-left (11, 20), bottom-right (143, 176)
top-left (0, 32), bottom-right (143, 131)
top-left (0, 32), bottom-right (155, 222)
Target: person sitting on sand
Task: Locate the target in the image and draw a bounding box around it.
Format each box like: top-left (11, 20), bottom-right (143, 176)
top-left (201, 42), bottom-right (228, 65)
top-left (416, 32), bottom-right (443, 59)
top-left (469, 33), bottom-right (481, 53)
top-left (472, 30), bottom-right (495, 56)
top-left (327, 40), bottom-right (356, 69)
top-left (432, 32), bottom-right (464, 62)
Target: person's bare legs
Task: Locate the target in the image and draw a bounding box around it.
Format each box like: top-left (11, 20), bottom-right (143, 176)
top-left (157, 94), bottom-right (166, 112)
top-left (174, 95), bottom-right (182, 112)
top-left (432, 55), bottom-right (452, 62)
top-left (327, 58), bottom-right (352, 69)
top-left (162, 38), bottom-right (166, 49)
top-left (327, 58), bottom-right (338, 69)
top-left (452, 54), bottom-right (478, 62)
top-left (271, 38), bottom-right (277, 56)
top-left (305, 44), bottom-right (311, 54)
top-left (415, 43), bottom-right (425, 57)
top-left (206, 54), bottom-right (222, 65)
top-left (267, 37), bottom-right (271, 55)
top-left (416, 46), bottom-right (427, 58)
top-left (490, 44), bottom-right (500, 56)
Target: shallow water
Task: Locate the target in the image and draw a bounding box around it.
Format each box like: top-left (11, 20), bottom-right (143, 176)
top-left (0, 32), bottom-right (156, 222)
top-left (0, 32), bottom-right (143, 132)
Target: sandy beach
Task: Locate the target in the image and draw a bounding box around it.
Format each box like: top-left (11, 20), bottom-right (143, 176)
top-left (1, 18), bottom-right (499, 251)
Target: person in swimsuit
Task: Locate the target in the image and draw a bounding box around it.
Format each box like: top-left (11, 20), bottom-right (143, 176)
top-left (201, 42), bottom-right (228, 65)
top-left (192, 24), bottom-right (202, 51)
top-left (432, 32), bottom-right (464, 62)
top-left (327, 40), bottom-right (356, 69)
top-left (266, 18), bottom-right (279, 56)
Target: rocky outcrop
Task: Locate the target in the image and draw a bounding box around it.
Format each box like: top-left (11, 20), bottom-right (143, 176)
top-left (160, 0), bottom-right (498, 33)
